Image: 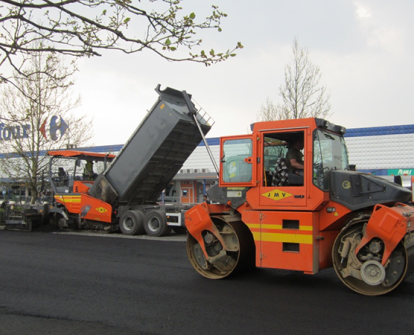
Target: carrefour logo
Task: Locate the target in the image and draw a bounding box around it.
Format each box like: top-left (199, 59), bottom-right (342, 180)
top-left (0, 116), bottom-right (68, 142)
top-left (40, 116), bottom-right (68, 141)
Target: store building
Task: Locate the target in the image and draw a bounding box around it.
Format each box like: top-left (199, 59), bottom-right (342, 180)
top-left (3, 122), bottom-right (413, 203)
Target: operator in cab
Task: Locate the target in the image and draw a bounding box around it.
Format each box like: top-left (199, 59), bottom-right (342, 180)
top-left (84, 161), bottom-right (98, 180)
top-left (286, 137), bottom-right (304, 185)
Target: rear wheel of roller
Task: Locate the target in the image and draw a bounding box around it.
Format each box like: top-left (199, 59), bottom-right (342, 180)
top-left (186, 216), bottom-right (255, 279)
top-left (332, 222), bottom-right (408, 296)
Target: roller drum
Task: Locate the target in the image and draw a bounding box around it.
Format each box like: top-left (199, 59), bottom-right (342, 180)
top-left (186, 216), bottom-right (255, 279)
top-left (332, 222), bottom-right (411, 296)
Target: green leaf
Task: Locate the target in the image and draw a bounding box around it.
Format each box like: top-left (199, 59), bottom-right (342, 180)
top-left (189, 12), bottom-right (196, 19)
top-left (165, 38), bottom-right (171, 46)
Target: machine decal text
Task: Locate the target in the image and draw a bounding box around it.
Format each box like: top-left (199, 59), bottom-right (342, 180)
top-left (261, 189), bottom-right (293, 201)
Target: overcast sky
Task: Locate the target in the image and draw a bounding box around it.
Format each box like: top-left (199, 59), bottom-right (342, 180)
top-left (72, 0), bottom-right (414, 146)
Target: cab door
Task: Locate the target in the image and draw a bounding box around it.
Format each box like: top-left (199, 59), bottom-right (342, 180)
top-left (219, 135), bottom-right (257, 188)
top-left (257, 129), bottom-right (308, 208)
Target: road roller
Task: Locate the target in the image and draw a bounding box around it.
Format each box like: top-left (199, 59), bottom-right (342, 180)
top-left (185, 118), bottom-right (414, 295)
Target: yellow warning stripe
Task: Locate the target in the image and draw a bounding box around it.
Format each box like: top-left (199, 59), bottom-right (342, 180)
top-left (246, 223), bottom-right (313, 231)
top-left (55, 195), bottom-right (81, 203)
top-left (251, 231), bottom-right (313, 244)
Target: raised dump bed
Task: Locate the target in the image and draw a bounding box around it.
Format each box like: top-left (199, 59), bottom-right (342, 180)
top-left (89, 85), bottom-right (212, 206)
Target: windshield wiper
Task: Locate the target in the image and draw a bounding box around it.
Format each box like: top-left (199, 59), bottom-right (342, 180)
top-left (323, 133), bottom-right (335, 140)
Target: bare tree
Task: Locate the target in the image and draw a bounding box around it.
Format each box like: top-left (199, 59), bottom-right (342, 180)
top-left (0, 50), bottom-right (91, 203)
top-left (0, 0), bottom-right (243, 87)
top-left (257, 37), bottom-right (331, 121)
top-left (257, 98), bottom-right (288, 122)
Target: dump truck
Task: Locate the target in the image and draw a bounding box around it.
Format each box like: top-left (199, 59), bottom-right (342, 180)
top-left (185, 118), bottom-right (414, 295)
top-left (3, 85), bottom-right (212, 236)
top-left (47, 85), bottom-right (212, 236)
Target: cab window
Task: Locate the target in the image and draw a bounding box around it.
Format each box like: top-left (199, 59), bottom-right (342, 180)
top-left (262, 131), bottom-right (304, 187)
top-left (313, 130), bottom-right (349, 191)
top-left (221, 138), bottom-right (253, 183)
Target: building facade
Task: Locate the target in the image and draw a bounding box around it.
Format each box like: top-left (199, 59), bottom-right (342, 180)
top-left (4, 122), bottom-right (412, 203)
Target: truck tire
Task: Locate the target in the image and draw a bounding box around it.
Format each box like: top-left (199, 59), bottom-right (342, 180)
top-left (144, 210), bottom-right (171, 237)
top-left (119, 210), bottom-right (144, 235)
top-left (58, 217), bottom-right (68, 229)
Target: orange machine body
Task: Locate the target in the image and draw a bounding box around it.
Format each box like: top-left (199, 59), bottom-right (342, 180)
top-left (48, 150), bottom-right (116, 225)
top-left (54, 192), bottom-right (113, 223)
top-left (186, 117), bottom-right (414, 276)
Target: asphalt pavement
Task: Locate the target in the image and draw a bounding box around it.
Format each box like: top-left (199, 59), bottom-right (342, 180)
top-left (1, 229), bottom-right (414, 335)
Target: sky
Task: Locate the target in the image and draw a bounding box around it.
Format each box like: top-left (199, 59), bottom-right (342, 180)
top-left (71, 0), bottom-right (414, 147)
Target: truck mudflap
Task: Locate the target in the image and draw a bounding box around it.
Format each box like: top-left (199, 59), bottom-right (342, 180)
top-left (332, 203), bottom-right (414, 295)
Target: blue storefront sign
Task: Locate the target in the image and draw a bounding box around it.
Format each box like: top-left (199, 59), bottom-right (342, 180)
top-left (0, 116), bottom-right (68, 142)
